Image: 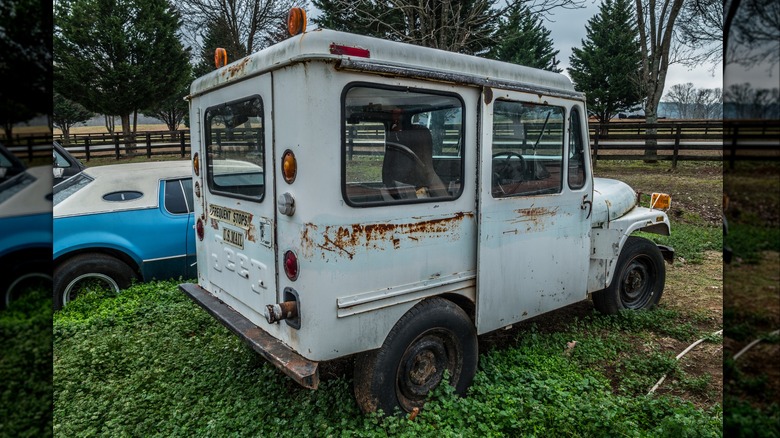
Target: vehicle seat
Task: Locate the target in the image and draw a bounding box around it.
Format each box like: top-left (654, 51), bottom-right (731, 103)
top-left (382, 126), bottom-right (448, 198)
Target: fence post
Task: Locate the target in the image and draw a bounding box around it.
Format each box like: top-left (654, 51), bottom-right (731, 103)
top-left (592, 129), bottom-right (600, 168)
top-left (85, 138), bottom-right (91, 161)
top-left (114, 133), bottom-right (121, 159)
top-left (672, 125), bottom-right (681, 169)
top-left (348, 126), bottom-right (355, 160)
top-left (27, 138), bottom-right (34, 162)
top-left (730, 124), bottom-right (739, 170)
top-left (180, 131), bottom-right (186, 157)
top-left (146, 132), bottom-right (152, 158)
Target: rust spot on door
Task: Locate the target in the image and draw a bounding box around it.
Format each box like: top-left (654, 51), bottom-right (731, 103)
top-left (509, 206), bottom-right (560, 230)
top-left (301, 212), bottom-right (474, 259)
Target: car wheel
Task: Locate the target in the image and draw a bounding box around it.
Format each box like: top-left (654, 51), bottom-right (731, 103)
top-left (593, 236), bottom-right (666, 314)
top-left (353, 297), bottom-right (478, 415)
top-left (53, 253), bottom-right (137, 310)
top-left (1, 261), bottom-right (52, 309)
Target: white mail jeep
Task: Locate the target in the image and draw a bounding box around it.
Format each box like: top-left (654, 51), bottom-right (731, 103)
top-left (180, 18), bottom-right (673, 415)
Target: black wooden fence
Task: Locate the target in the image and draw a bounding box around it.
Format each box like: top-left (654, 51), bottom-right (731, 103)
top-left (41, 119), bottom-right (780, 169)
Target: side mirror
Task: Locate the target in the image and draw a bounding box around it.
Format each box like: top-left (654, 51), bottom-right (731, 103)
top-left (53, 167), bottom-right (64, 178)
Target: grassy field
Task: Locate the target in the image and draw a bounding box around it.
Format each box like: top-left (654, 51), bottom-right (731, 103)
top-left (722, 162), bottom-right (780, 436)
top-left (44, 161), bottom-right (731, 436)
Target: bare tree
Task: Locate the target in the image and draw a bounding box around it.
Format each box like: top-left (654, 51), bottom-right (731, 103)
top-left (634, 0), bottom-right (684, 159)
top-left (724, 83), bottom-right (780, 119)
top-left (675, 0), bottom-right (722, 67)
top-left (178, 0), bottom-right (300, 59)
top-left (664, 83), bottom-right (722, 119)
top-left (664, 82), bottom-right (696, 119)
top-left (313, 0), bottom-right (585, 55)
top-left (727, 0), bottom-right (780, 69)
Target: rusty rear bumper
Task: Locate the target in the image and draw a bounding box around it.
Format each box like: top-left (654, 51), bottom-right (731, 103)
top-left (179, 282), bottom-right (319, 389)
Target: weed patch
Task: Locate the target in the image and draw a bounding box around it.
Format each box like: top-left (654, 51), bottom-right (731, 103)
top-left (54, 281), bottom-right (722, 436)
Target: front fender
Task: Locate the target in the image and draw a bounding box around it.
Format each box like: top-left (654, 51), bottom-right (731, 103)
top-left (588, 206), bottom-right (671, 292)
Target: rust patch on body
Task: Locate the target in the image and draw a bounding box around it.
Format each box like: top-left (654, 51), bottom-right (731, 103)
top-left (509, 206), bottom-right (560, 231)
top-left (301, 212), bottom-right (474, 260)
top-left (222, 57), bottom-right (251, 79)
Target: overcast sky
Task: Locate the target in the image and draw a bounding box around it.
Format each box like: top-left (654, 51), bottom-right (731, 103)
top-left (309, 2), bottom-right (726, 97)
top-left (541, 1), bottom-right (724, 95)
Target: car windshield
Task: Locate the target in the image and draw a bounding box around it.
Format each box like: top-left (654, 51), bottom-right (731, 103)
top-left (53, 172), bottom-right (94, 206)
top-left (0, 172), bottom-right (35, 205)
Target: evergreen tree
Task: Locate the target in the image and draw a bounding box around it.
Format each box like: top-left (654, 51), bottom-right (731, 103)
top-left (312, 0), bottom-right (497, 55)
top-left (54, 0), bottom-right (191, 150)
top-left (568, 0), bottom-right (642, 123)
top-left (486, 5), bottom-right (561, 72)
top-left (0, 0), bottom-right (51, 139)
top-left (143, 74), bottom-right (192, 132)
top-left (53, 92), bottom-right (94, 145)
top-left (194, 16), bottom-right (248, 77)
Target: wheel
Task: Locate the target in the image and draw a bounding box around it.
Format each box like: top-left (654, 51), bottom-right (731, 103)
top-left (1, 261), bottom-right (52, 309)
top-left (492, 151), bottom-right (526, 194)
top-left (53, 253), bottom-right (137, 310)
top-left (593, 236), bottom-right (666, 314)
top-left (353, 297), bottom-right (478, 414)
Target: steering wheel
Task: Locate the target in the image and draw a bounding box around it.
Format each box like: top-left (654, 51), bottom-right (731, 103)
top-left (386, 141), bottom-right (426, 171)
top-left (492, 151), bottom-right (526, 195)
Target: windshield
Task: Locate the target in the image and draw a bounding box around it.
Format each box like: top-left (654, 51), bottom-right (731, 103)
top-left (53, 172), bottom-right (94, 206)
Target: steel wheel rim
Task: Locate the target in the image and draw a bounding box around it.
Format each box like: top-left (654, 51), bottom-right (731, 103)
top-left (5, 273), bottom-right (52, 307)
top-left (620, 255), bottom-right (656, 309)
top-left (62, 273), bottom-right (120, 307)
top-left (395, 329), bottom-right (461, 412)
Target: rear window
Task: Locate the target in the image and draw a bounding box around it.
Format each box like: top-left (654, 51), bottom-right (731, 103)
top-left (164, 179), bottom-right (193, 214)
top-left (53, 172), bottom-right (93, 206)
top-left (0, 172), bottom-right (35, 204)
top-left (204, 96), bottom-right (265, 201)
top-left (342, 84), bottom-right (464, 206)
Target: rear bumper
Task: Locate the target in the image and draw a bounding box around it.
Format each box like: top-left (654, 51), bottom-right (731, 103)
top-left (179, 282), bottom-right (319, 389)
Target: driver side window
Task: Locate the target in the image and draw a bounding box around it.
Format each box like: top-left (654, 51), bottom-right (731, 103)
top-left (491, 100), bottom-right (564, 198)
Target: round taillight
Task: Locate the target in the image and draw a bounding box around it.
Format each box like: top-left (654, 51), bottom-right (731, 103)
top-left (196, 218), bottom-right (205, 241)
top-left (282, 150), bottom-right (297, 184)
top-left (193, 153), bottom-right (200, 176)
top-left (283, 250), bottom-right (299, 281)
top-left (194, 180), bottom-right (201, 198)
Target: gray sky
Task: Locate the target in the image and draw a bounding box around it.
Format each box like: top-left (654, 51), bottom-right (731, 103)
top-left (543, 1), bottom-right (723, 94)
top-left (307, 2), bottom-right (725, 96)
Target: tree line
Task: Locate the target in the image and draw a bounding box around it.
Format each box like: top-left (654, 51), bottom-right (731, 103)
top-left (52, 0), bottom-right (727, 149)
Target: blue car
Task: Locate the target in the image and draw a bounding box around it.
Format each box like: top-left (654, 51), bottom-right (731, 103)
top-left (0, 146), bottom-right (53, 308)
top-left (53, 161), bottom-right (195, 309)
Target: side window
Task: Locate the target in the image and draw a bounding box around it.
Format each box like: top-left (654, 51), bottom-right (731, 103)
top-left (342, 85), bottom-right (464, 206)
top-left (491, 100), bottom-right (564, 197)
top-left (204, 97), bottom-right (265, 201)
top-left (568, 107), bottom-right (587, 189)
top-left (54, 149), bottom-right (71, 168)
top-left (164, 179), bottom-right (189, 214)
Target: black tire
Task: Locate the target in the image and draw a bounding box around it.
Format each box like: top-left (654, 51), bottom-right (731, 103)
top-left (593, 236), bottom-right (666, 314)
top-left (1, 260), bottom-right (52, 309)
top-left (353, 297), bottom-right (478, 414)
top-left (53, 253), bottom-right (137, 310)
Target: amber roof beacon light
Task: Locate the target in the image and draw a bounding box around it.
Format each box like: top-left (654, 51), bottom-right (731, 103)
top-left (287, 7), bottom-right (307, 36)
top-left (214, 48), bottom-right (228, 69)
